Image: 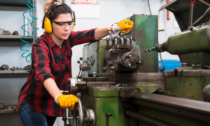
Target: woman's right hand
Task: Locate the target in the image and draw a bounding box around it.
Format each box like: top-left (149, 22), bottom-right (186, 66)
top-left (56, 94), bottom-right (78, 110)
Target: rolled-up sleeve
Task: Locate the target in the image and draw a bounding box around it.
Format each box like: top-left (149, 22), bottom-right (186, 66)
top-left (69, 28), bottom-right (98, 47)
top-left (32, 41), bottom-right (55, 84)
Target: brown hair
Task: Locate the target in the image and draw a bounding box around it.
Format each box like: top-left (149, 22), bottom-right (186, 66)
top-left (43, 0), bottom-right (72, 21)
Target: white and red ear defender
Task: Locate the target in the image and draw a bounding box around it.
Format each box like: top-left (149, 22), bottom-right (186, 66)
top-left (42, 3), bottom-right (76, 33)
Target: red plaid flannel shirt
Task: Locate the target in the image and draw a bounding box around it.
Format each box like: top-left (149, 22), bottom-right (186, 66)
top-left (17, 29), bottom-right (97, 116)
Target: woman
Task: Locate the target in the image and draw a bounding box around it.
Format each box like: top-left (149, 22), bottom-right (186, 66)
top-left (17, 0), bottom-right (133, 126)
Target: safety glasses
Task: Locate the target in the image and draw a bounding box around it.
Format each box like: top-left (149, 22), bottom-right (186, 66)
top-left (53, 20), bottom-right (74, 27)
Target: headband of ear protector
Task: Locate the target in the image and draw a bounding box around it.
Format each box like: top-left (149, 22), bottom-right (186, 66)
top-left (42, 3), bottom-right (76, 33)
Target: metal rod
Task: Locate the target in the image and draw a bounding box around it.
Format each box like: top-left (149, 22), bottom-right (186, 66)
top-left (78, 99), bottom-right (84, 126)
top-left (106, 38), bottom-right (109, 46)
top-left (130, 36), bottom-right (133, 45)
top-left (73, 106), bottom-right (77, 126)
top-left (189, 0), bottom-right (195, 26)
top-left (124, 36), bottom-right (127, 45)
top-left (64, 108), bottom-right (68, 126)
top-left (117, 36), bottom-right (120, 44)
top-left (197, 0), bottom-right (210, 7)
top-left (126, 110), bottom-right (175, 126)
top-left (77, 70), bottom-right (81, 78)
top-left (66, 117), bottom-right (80, 120)
top-left (60, 90), bottom-right (70, 94)
top-left (112, 37), bottom-right (115, 45)
top-left (147, 0), bottom-right (152, 15)
top-left (24, 16), bottom-right (28, 36)
top-left (167, 0), bottom-right (170, 20)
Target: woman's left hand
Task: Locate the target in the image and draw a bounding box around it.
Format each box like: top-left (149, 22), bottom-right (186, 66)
top-left (112, 19), bottom-right (134, 34)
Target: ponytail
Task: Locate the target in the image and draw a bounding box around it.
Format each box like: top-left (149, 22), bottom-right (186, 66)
top-left (44, 0), bottom-right (59, 13)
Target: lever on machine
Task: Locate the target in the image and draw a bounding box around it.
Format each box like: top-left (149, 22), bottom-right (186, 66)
top-left (77, 57), bottom-right (88, 79)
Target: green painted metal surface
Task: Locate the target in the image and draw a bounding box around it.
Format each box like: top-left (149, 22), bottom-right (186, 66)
top-left (82, 82), bottom-right (163, 126)
top-left (165, 77), bottom-right (208, 100)
top-left (139, 106), bottom-right (210, 126)
top-left (82, 41), bottom-right (106, 77)
top-left (82, 44), bottom-right (89, 78)
top-left (88, 82), bottom-right (163, 97)
top-left (167, 26), bottom-right (209, 54)
top-left (164, 68), bottom-right (210, 101)
top-left (179, 52), bottom-right (210, 66)
top-left (81, 93), bottom-right (137, 126)
top-left (82, 42), bottom-right (100, 76)
top-left (82, 81), bottom-right (210, 126)
top-left (89, 86), bottom-right (121, 97)
top-left (131, 15), bottom-right (158, 72)
top-left (98, 40), bottom-right (106, 74)
top-left (134, 82), bottom-right (163, 93)
top-left (87, 42), bottom-right (98, 75)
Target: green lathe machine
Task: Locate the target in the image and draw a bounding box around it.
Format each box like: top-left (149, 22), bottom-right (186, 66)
top-left (62, 0), bottom-right (210, 126)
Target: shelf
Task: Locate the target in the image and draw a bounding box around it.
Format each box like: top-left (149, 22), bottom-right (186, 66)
top-left (0, 109), bottom-right (17, 114)
top-left (0, 70), bottom-right (29, 74)
top-left (0, 35), bottom-right (34, 42)
top-left (0, 0), bottom-right (33, 11)
top-left (0, 70), bottom-right (29, 78)
top-left (0, 6), bottom-right (30, 11)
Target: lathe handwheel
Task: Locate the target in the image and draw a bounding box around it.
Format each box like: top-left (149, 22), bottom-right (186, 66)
top-left (73, 98), bottom-right (83, 126)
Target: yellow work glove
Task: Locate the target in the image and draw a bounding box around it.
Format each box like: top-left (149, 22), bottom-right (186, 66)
top-left (55, 94), bottom-right (78, 110)
top-left (109, 19), bottom-right (134, 34)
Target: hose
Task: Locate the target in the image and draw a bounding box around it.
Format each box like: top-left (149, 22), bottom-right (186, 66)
top-left (20, 0), bottom-right (39, 62)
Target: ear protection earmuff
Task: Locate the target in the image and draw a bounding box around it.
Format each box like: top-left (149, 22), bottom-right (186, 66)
top-left (42, 3), bottom-right (76, 33)
top-left (71, 11), bottom-right (76, 30)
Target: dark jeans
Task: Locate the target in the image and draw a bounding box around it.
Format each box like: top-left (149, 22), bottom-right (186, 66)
top-left (19, 104), bottom-right (57, 126)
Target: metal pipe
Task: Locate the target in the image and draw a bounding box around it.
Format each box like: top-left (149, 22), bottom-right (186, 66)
top-left (117, 36), bottom-right (121, 44)
top-left (167, 0), bottom-right (170, 20)
top-left (112, 37), bottom-right (115, 45)
top-left (130, 36), bottom-right (133, 45)
top-left (24, 16), bottom-right (28, 36)
top-left (189, 0), bottom-right (195, 26)
top-left (190, 6), bottom-right (193, 26)
top-left (126, 110), bottom-right (175, 126)
top-left (61, 90), bottom-right (70, 94)
top-left (106, 38), bottom-right (109, 46)
top-left (64, 108), bottom-right (68, 126)
top-left (73, 106), bottom-right (77, 126)
top-left (124, 36), bottom-right (127, 45)
top-left (147, 0), bottom-right (152, 15)
top-left (197, 0), bottom-right (210, 7)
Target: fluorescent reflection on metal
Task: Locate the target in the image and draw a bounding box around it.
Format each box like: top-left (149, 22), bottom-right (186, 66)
top-left (77, 98), bottom-right (83, 126)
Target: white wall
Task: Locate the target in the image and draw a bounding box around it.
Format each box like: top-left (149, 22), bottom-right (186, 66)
top-left (0, 0), bottom-right (182, 126)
